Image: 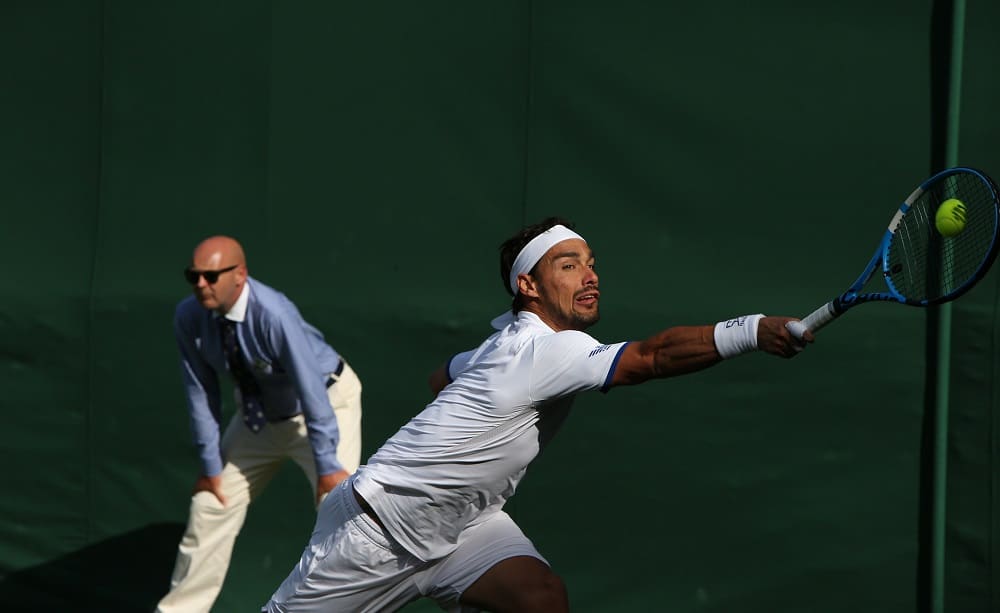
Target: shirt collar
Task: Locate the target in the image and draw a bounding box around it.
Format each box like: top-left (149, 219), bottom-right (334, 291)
top-left (490, 310), bottom-right (555, 333)
top-left (517, 310), bottom-right (555, 332)
top-left (221, 281), bottom-right (250, 323)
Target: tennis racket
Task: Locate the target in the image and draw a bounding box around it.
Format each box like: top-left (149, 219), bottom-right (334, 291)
top-left (787, 166), bottom-right (1000, 339)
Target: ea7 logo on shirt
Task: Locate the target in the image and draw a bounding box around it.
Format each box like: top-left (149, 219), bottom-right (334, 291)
top-left (588, 344), bottom-right (612, 357)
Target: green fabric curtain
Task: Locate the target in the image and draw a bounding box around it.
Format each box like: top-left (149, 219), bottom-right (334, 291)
top-left (1, 1), bottom-right (997, 611)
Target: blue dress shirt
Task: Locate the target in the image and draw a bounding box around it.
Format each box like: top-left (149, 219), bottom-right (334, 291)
top-left (174, 277), bottom-right (344, 477)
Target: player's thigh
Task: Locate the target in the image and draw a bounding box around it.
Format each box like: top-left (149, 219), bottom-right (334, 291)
top-left (458, 557), bottom-right (566, 613)
top-left (265, 481), bottom-right (422, 612)
top-left (420, 511), bottom-right (565, 613)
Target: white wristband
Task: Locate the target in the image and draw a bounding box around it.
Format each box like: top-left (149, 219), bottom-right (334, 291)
top-left (714, 314), bottom-right (764, 359)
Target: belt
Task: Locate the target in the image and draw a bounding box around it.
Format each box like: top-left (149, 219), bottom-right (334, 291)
top-left (265, 362), bottom-right (343, 422)
top-left (325, 360), bottom-right (345, 388)
top-left (352, 485), bottom-right (386, 530)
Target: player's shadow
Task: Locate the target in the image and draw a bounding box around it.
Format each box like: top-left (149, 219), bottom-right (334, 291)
top-left (0, 522), bottom-right (184, 612)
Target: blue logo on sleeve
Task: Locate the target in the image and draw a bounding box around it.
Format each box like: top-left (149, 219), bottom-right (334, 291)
top-left (589, 345), bottom-right (611, 357)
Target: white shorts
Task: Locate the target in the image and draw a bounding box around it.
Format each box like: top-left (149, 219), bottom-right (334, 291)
top-left (262, 479), bottom-right (546, 612)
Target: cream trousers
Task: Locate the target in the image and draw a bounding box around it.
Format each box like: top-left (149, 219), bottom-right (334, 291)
top-left (156, 361), bottom-right (363, 613)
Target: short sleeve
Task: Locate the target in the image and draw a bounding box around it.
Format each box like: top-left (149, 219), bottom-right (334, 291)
top-left (528, 331), bottom-right (628, 401)
top-left (447, 349), bottom-right (478, 381)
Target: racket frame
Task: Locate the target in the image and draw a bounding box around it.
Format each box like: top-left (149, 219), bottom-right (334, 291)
top-left (796, 167), bottom-right (1000, 335)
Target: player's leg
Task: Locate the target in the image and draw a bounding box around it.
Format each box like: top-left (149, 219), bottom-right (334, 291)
top-left (262, 479), bottom-right (423, 612)
top-left (459, 556), bottom-right (568, 613)
top-left (419, 511), bottom-right (568, 613)
top-left (157, 415), bottom-right (286, 613)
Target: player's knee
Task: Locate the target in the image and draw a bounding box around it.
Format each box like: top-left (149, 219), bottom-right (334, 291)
top-left (512, 569), bottom-right (568, 613)
top-left (461, 556), bottom-right (568, 613)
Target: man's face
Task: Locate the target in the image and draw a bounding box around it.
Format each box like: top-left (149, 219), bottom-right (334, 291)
top-left (187, 249), bottom-right (245, 313)
top-left (527, 238), bottom-right (600, 331)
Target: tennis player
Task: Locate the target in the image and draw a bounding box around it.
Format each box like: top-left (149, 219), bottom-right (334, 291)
top-left (262, 217), bottom-right (811, 612)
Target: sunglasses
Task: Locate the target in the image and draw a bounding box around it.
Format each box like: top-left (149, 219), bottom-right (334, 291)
top-left (184, 264), bottom-right (239, 285)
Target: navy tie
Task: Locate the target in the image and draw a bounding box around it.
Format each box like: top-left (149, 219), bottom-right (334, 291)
top-left (219, 319), bottom-right (267, 433)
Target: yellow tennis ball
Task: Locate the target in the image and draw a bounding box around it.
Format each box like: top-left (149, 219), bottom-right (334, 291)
top-left (935, 198), bottom-right (967, 237)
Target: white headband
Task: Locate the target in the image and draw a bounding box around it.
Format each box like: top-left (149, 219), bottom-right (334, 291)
top-left (508, 224), bottom-right (586, 294)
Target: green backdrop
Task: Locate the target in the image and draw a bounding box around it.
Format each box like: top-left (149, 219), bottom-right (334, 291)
top-left (1, 1), bottom-right (998, 611)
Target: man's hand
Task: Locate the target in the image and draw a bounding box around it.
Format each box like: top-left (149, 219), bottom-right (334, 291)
top-left (758, 316), bottom-right (814, 358)
top-left (193, 474), bottom-right (227, 507)
top-left (316, 469), bottom-right (350, 504)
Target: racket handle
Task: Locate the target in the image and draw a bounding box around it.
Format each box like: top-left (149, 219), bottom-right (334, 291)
top-left (786, 302), bottom-right (840, 339)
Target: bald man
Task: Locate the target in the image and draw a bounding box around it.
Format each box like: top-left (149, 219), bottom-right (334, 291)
top-left (156, 236), bottom-right (363, 613)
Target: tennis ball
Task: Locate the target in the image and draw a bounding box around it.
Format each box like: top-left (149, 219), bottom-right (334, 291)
top-left (935, 198), bottom-right (967, 237)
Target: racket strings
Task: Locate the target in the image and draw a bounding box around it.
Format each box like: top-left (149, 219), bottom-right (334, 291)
top-left (886, 173), bottom-right (999, 302)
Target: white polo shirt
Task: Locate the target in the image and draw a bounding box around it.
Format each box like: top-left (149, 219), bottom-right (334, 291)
top-left (353, 311), bottom-right (629, 561)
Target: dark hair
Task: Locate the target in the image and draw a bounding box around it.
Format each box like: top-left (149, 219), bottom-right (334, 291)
top-left (498, 216), bottom-right (576, 312)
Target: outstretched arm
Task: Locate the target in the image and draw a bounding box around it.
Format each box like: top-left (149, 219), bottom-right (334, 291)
top-left (611, 316), bottom-right (811, 387)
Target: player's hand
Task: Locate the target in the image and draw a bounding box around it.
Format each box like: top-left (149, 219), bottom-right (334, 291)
top-left (193, 474), bottom-right (227, 507)
top-left (758, 316), bottom-right (813, 358)
top-left (316, 469), bottom-right (350, 504)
